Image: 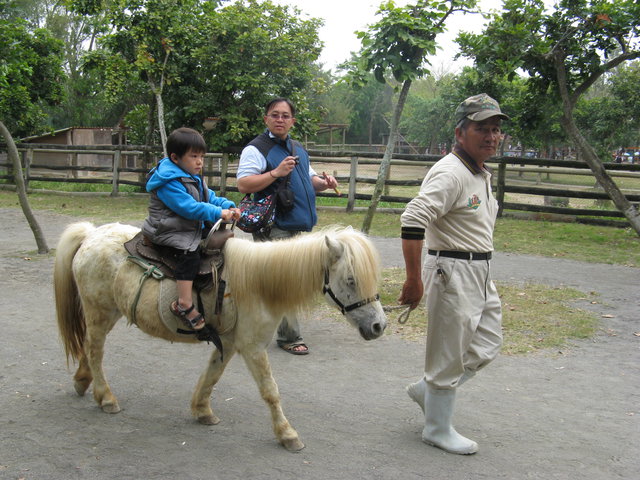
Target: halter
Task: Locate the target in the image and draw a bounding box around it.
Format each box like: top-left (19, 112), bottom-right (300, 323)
top-left (322, 269), bottom-right (380, 315)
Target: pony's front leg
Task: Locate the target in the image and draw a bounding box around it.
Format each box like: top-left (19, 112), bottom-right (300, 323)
top-left (242, 349), bottom-right (304, 452)
top-left (191, 338), bottom-right (236, 425)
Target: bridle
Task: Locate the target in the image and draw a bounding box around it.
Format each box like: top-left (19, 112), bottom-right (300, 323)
top-left (322, 269), bottom-right (380, 315)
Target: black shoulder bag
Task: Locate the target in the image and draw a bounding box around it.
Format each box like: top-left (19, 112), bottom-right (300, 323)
top-left (275, 172), bottom-right (295, 213)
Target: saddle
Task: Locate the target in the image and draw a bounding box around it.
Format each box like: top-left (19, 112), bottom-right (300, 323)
top-left (123, 220), bottom-right (234, 287)
top-left (123, 221), bottom-right (235, 355)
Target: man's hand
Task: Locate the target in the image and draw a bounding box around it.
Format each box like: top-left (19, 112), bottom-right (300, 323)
top-left (398, 278), bottom-right (424, 310)
top-left (271, 155), bottom-right (298, 178)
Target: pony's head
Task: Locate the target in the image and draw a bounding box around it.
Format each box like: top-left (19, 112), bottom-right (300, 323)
top-left (320, 227), bottom-right (387, 340)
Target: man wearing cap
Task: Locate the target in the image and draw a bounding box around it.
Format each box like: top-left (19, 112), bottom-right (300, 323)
top-left (399, 93), bottom-right (508, 455)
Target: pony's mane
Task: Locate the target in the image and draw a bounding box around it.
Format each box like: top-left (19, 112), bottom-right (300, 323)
top-left (224, 227), bottom-right (381, 313)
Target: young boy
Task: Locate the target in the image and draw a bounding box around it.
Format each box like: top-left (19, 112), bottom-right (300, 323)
top-left (141, 127), bottom-right (240, 333)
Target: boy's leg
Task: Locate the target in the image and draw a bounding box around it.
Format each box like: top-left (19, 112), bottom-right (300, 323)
top-left (172, 249), bottom-right (205, 329)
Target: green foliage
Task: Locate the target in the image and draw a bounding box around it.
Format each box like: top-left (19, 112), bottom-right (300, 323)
top-left (334, 70), bottom-right (395, 144)
top-left (0, 0), bottom-right (65, 137)
top-left (399, 73), bottom-right (463, 152)
top-left (574, 94), bottom-right (627, 159)
top-left (343, 0), bottom-right (478, 87)
top-left (457, 0), bottom-right (640, 98)
top-left (72, 0), bottom-right (323, 149)
top-left (172, 0), bottom-right (323, 149)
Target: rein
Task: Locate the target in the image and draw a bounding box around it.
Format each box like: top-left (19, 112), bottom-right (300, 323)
top-left (322, 269), bottom-right (379, 315)
top-left (382, 304), bottom-right (412, 324)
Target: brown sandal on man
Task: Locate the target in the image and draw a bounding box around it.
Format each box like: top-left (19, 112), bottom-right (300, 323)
top-left (170, 301), bottom-right (206, 331)
top-left (278, 342), bottom-right (309, 355)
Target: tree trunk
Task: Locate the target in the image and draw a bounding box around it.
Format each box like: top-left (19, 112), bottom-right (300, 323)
top-left (553, 52), bottom-right (640, 236)
top-left (155, 90), bottom-right (168, 158)
top-left (148, 78), bottom-right (167, 158)
top-left (0, 121), bottom-right (49, 253)
top-left (560, 114), bottom-right (640, 234)
top-left (361, 79), bottom-right (412, 234)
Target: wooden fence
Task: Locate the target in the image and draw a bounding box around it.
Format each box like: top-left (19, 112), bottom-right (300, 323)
top-left (1, 143), bottom-right (640, 227)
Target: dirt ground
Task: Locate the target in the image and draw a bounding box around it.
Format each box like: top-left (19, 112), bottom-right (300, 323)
top-left (1, 208), bottom-right (638, 480)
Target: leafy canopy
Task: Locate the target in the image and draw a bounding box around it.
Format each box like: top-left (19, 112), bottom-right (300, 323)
top-left (0, 0), bottom-right (65, 137)
top-left (343, 0), bottom-right (478, 87)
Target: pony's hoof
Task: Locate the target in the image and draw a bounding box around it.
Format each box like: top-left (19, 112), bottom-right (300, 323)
top-left (281, 437), bottom-right (305, 452)
top-left (74, 381), bottom-right (88, 396)
top-left (197, 414), bottom-right (220, 425)
top-left (101, 402), bottom-right (121, 414)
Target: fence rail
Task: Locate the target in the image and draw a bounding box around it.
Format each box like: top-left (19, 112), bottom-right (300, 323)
top-left (1, 143), bottom-right (640, 227)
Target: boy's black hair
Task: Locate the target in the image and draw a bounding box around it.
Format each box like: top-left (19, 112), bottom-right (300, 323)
top-left (166, 127), bottom-right (207, 158)
top-left (264, 97), bottom-right (296, 117)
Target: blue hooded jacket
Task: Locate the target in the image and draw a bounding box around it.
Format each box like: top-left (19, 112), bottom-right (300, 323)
top-left (141, 157), bottom-right (235, 251)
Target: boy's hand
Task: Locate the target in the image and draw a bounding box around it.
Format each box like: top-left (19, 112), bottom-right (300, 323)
top-left (221, 208), bottom-right (241, 222)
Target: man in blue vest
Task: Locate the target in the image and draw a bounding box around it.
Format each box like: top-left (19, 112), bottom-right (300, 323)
top-left (237, 98), bottom-right (338, 355)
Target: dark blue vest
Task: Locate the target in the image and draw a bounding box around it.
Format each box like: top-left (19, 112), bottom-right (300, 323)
top-left (248, 132), bottom-right (317, 231)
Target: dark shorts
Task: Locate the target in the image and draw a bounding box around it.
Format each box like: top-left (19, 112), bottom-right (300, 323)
top-left (155, 244), bottom-right (201, 280)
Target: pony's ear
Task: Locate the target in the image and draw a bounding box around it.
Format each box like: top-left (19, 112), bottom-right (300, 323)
top-left (325, 235), bottom-right (345, 264)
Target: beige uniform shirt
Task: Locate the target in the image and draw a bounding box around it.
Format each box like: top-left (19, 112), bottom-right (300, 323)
top-left (400, 150), bottom-right (498, 253)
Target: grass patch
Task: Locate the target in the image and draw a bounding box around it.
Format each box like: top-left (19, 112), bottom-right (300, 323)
top-left (0, 189), bottom-right (638, 266)
top-left (0, 189), bottom-right (150, 223)
top-left (316, 268), bottom-right (600, 355)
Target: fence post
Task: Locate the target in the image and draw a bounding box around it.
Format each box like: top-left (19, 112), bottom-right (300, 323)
top-left (139, 149), bottom-right (151, 189)
top-left (220, 153), bottom-right (229, 196)
top-left (69, 152), bottom-right (78, 179)
top-left (497, 161), bottom-right (506, 217)
top-left (111, 150), bottom-right (121, 197)
top-left (347, 156), bottom-right (358, 212)
top-left (206, 154), bottom-right (214, 188)
top-left (24, 148), bottom-right (33, 190)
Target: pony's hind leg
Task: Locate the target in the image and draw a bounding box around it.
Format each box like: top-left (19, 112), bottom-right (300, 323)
top-left (242, 349), bottom-right (304, 452)
top-left (73, 353), bottom-right (93, 396)
top-left (191, 337), bottom-right (236, 425)
top-left (84, 311), bottom-right (122, 413)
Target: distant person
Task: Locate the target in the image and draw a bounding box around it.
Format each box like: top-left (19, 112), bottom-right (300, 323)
top-left (236, 98), bottom-right (338, 355)
top-left (399, 94), bottom-right (508, 454)
top-left (142, 127), bottom-right (240, 335)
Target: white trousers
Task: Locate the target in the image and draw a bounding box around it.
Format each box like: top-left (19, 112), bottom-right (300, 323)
top-left (423, 254), bottom-right (502, 389)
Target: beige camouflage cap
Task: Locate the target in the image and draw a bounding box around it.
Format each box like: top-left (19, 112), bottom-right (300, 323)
top-left (455, 93), bottom-right (509, 125)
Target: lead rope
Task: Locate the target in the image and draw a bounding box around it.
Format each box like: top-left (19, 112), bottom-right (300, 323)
top-left (382, 304), bottom-right (413, 324)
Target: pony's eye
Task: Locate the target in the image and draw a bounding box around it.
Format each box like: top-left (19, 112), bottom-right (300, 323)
top-left (347, 276), bottom-right (356, 287)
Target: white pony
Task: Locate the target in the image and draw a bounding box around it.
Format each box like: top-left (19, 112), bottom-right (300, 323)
top-left (54, 222), bottom-right (387, 451)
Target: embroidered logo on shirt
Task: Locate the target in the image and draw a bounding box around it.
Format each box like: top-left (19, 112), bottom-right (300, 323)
top-left (467, 194), bottom-right (481, 210)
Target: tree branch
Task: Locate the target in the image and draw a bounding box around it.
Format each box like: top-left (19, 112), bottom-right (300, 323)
top-left (573, 50), bottom-right (640, 101)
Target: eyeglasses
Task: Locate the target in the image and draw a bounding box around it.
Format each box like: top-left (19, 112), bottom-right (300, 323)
top-left (267, 113), bottom-right (292, 120)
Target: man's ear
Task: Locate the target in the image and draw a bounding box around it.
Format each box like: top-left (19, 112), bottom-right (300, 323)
top-left (169, 153), bottom-right (179, 163)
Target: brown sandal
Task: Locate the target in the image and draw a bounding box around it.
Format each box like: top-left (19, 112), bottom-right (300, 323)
top-left (279, 342), bottom-right (309, 355)
top-left (170, 301), bottom-right (205, 330)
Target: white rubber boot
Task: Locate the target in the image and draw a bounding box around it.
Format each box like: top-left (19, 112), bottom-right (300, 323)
top-left (407, 370), bottom-right (475, 414)
top-left (406, 377), bottom-right (427, 413)
top-left (422, 387), bottom-right (478, 455)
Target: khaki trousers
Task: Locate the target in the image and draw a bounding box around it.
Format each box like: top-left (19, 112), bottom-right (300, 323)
top-left (422, 254), bottom-right (502, 389)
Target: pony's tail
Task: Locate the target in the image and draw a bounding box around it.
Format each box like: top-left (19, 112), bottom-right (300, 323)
top-left (54, 222), bottom-right (95, 365)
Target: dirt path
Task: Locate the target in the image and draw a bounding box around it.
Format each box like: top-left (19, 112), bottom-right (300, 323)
top-left (1, 209), bottom-right (638, 480)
